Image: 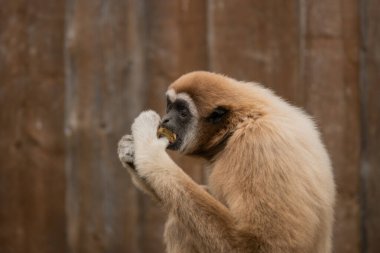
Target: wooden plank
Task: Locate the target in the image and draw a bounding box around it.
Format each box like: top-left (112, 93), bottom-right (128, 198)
top-left (303, 0), bottom-right (361, 252)
top-left (64, 0), bottom-right (145, 252)
top-left (362, 0), bottom-right (380, 252)
top-left (0, 1), bottom-right (67, 253)
top-left (140, 1), bottom-right (208, 252)
top-left (208, 0), bottom-right (303, 105)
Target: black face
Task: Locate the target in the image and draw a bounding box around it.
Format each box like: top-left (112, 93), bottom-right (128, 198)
top-left (160, 98), bottom-right (193, 150)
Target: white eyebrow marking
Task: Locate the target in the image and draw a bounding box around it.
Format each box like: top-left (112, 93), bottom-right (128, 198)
top-left (166, 89), bottom-right (176, 102)
top-left (176, 93), bottom-right (199, 118)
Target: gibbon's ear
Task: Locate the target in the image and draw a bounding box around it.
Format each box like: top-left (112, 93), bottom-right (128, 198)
top-left (206, 106), bottom-right (229, 124)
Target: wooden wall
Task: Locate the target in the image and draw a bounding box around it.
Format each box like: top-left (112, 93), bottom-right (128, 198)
top-left (0, 1), bottom-right (379, 253)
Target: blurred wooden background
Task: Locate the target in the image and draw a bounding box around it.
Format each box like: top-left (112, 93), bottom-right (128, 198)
top-left (0, 0), bottom-right (379, 253)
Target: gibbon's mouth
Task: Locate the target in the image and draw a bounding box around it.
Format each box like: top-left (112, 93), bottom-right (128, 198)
top-left (157, 126), bottom-right (182, 150)
top-left (167, 137), bottom-right (182, 150)
top-left (165, 129), bottom-right (182, 150)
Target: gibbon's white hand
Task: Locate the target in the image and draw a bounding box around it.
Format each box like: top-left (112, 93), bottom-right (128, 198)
top-left (131, 110), bottom-right (169, 176)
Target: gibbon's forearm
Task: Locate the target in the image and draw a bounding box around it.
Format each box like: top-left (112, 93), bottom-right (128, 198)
top-left (137, 153), bottom-right (252, 252)
top-left (122, 162), bottom-right (161, 202)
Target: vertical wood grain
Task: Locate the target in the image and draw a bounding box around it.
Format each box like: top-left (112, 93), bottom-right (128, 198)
top-left (64, 0), bottom-right (145, 252)
top-left (302, 1), bottom-right (361, 252)
top-left (361, 0), bottom-right (380, 252)
top-left (0, 1), bottom-right (67, 252)
top-left (208, 0), bottom-right (303, 105)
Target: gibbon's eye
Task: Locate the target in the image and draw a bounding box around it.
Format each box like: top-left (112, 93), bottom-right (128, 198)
top-left (172, 100), bottom-right (190, 119)
top-left (177, 105), bottom-right (189, 119)
top-left (206, 107), bottom-right (228, 123)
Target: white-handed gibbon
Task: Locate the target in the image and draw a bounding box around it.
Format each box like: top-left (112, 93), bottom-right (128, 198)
top-left (118, 71), bottom-right (335, 253)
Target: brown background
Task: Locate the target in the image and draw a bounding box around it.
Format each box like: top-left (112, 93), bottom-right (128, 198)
top-left (0, 0), bottom-right (379, 253)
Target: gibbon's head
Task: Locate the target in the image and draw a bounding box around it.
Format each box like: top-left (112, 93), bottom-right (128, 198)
top-left (160, 71), bottom-right (264, 158)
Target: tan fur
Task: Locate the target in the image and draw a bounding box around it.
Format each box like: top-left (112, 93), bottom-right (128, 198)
top-left (120, 71), bottom-right (335, 253)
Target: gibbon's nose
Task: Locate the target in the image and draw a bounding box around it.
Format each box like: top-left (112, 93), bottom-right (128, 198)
top-left (162, 118), bottom-right (170, 124)
top-left (161, 113), bottom-right (174, 124)
top-left (160, 115), bottom-right (172, 127)
top-left (160, 114), bottom-right (176, 131)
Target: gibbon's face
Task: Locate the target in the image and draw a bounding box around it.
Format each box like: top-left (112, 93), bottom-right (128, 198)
top-left (160, 88), bottom-right (230, 156)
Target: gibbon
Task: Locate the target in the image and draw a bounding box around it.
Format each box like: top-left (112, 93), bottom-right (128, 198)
top-left (118, 71), bottom-right (335, 253)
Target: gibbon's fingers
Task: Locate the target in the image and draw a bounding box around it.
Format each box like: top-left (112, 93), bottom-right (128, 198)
top-left (118, 134), bottom-right (135, 167)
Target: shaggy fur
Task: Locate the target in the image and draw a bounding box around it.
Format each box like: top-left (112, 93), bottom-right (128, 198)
top-left (118, 71), bottom-right (335, 253)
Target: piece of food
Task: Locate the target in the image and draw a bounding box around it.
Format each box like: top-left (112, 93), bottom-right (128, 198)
top-left (157, 127), bottom-right (176, 144)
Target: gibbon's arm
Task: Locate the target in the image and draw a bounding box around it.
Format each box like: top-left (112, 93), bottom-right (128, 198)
top-left (144, 154), bottom-right (242, 251)
top-left (129, 111), bottom-right (259, 252)
top-left (118, 135), bottom-right (209, 202)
